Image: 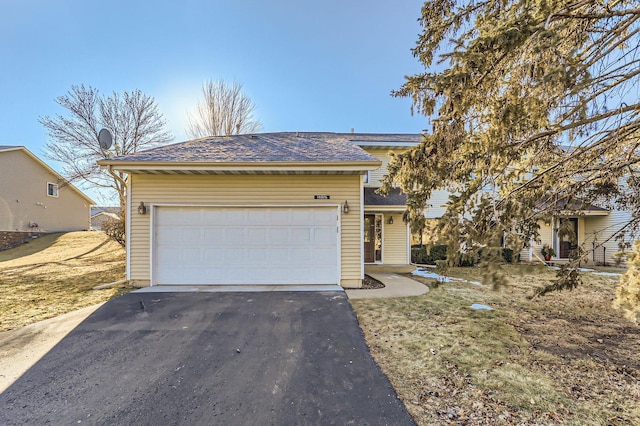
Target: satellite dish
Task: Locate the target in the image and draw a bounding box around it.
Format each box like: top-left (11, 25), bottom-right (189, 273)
top-left (98, 128), bottom-right (113, 150)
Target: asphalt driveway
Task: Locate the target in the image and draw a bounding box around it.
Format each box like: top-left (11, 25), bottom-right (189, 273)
top-left (0, 291), bottom-right (414, 425)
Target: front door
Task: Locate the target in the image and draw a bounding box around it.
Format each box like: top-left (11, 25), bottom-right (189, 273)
top-left (558, 217), bottom-right (578, 259)
top-left (364, 214), bottom-right (375, 263)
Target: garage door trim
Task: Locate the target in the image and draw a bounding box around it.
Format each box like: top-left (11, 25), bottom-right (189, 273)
top-left (150, 203), bottom-right (342, 286)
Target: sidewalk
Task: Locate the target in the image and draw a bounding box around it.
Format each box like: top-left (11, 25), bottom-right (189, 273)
top-left (0, 303), bottom-right (105, 393)
top-left (346, 273), bottom-right (428, 299)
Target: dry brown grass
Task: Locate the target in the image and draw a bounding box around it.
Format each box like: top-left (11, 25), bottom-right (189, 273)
top-left (351, 265), bottom-right (640, 425)
top-left (0, 231), bottom-right (130, 332)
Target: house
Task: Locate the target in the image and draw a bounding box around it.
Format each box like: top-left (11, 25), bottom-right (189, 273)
top-left (99, 131), bottom-right (631, 289)
top-left (522, 201), bottom-right (633, 265)
top-left (90, 206), bottom-right (121, 231)
top-left (98, 132), bottom-right (421, 288)
top-left (0, 146), bottom-right (94, 243)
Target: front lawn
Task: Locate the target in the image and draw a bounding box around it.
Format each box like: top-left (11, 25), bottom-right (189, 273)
top-left (351, 265), bottom-right (640, 425)
top-left (0, 231), bottom-right (130, 332)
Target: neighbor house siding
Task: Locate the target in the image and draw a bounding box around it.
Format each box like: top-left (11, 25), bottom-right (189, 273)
top-left (0, 150), bottom-right (91, 232)
top-left (128, 174), bottom-right (362, 287)
top-left (520, 222), bottom-right (555, 262)
top-left (383, 215), bottom-right (409, 264)
top-left (424, 190), bottom-right (450, 218)
top-left (583, 210), bottom-right (633, 265)
top-left (521, 213), bottom-right (633, 265)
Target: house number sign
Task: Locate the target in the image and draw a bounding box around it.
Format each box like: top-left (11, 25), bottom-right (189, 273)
top-left (314, 195), bottom-right (330, 199)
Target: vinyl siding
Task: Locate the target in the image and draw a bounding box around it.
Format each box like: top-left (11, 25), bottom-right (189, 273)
top-left (0, 150), bottom-right (91, 232)
top-left (583, 210), bottom-right (633, 265)
top-left (522, 213), bottom-right (632, 265)
top-left (128, 174), bottom-right (362, 287)
top-left (364, 148), bottom-right (399, 188)
top-left (425, 190), bottom-right (450, 218)
top-left (383, 215), bottom-right (409, 264)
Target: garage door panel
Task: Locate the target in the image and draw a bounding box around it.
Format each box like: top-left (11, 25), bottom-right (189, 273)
top-left (154, 206), bottom-right (339, 285)
top-left (222, 228), bottom-right (244, 244)
top-left (268, 229), bottom-right (290, 244)
top-left (291, 228), bottom-right (311, 243)
top-left (226, 210), bottom-right (248, 225)
top-left (314, 227), bottom-right (336, 244)
top-left (202, 209), bottom-right (225, 222)
top-left (203, 248), bottom-right (225, 262)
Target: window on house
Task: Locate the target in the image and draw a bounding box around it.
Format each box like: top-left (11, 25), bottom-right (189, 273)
top-left (363, 171), bottom-right (370, 184)
top-left (47, 182), bottom-right (58, 197)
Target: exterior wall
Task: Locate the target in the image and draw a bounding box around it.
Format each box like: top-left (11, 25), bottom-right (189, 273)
top-left (523, 213), bottom-right (633, 265)
top-left (365, 148), bottom-right (395, 188)
top-left (128, 174), bottom-right (362, 287)
top-left (0, 150), bottom-right (91, 232)
top-left (424, 190), bottom-right (450, 218)
top-left (582, 210), bottom-right (634, 265)
top-left (382, 214), bottom-right (409, 264)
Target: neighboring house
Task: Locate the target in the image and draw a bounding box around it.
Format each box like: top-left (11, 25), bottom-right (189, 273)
top-left (91, 207), bottom-right (121, 231)
top-left (98, 132), bottom-right (421, 289)
top-left (522, 202), bottom-right (633, 265)
top-left (0, 146), bottom-right (94, 234)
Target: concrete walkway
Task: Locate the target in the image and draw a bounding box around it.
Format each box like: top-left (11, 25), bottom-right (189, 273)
top-left (346, 272), bottom-right (428, 299)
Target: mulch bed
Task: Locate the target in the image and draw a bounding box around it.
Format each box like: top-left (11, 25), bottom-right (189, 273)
top-left (361, 274), bottom-right (385, 289)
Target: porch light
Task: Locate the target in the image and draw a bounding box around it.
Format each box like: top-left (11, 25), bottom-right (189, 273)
top-left (388, 216), bottom-right (394, 225)
top-left (137, 201), bottom-right (147, 215)
top-left (342, 200), bottom-right (349, 214)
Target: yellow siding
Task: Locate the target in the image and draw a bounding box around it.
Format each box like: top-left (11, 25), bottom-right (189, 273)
top-left (383, 214), bottom-right (408, 264)
top-left (0, 150), bottom-right (91, 232)
top-left (129, 174), bottom-right (362, 287)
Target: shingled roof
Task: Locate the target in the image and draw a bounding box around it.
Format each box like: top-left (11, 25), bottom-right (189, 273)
top-left (364, 187), bottom-right (407, 206)
top-left (98, 132), bottom-right (422, 174)
top-left (108, 133), bottom-right (388, 163)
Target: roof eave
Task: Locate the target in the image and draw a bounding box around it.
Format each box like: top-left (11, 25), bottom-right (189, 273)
top-left (98, 160), bottom-right (382, 173)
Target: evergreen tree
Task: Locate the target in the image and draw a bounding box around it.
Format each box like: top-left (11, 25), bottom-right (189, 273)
top-left (387, 1), bottom-right (640, 293)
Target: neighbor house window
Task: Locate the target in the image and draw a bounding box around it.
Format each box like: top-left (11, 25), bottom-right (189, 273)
top-left (47, 182), bottom-right (58, 197)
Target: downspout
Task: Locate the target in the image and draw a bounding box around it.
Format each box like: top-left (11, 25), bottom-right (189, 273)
top-left (107, 165), bottom-right (128, 198)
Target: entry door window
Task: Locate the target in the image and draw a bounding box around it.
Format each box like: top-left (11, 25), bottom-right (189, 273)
top-left (364, 214), bottom-right (383, 263)
top-left (374, 215), bottom-right (382, 262)
top-left (558, 218), bottom-right (578, 258)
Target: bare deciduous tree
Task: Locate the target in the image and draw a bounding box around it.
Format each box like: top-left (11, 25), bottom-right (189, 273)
top-left (187, 80), bottom-right (262, 138)
top-left (40, 85), bottom-right (173, 210)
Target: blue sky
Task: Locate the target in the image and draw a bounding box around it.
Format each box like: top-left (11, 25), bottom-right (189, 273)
top-left (1, 0), bottom-right (427, 201)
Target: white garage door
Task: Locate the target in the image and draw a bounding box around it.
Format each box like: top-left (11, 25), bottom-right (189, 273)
top-left (153, 206), bottom-right (339, 285)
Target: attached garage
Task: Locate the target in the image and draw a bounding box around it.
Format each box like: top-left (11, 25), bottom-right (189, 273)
top-left (99, 132), bottom-right (382, 289)
top-left (153, 206), bottom-right (339, 285)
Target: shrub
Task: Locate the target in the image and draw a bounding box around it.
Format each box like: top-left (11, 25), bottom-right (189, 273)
top-left (103, 213), bottom-right (125, 248)
top-left (411, 244), bottom-right (450, 265)
top-left (502, 248), bottom-right (514, 263)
